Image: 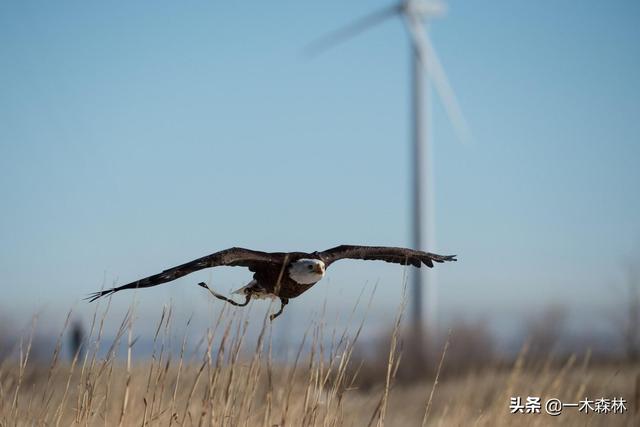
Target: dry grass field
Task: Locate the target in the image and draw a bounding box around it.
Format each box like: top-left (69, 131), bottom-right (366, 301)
top-left (0, 302), bottom-right (637, 426)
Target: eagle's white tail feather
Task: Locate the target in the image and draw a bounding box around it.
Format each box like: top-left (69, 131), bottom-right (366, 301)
top-left (232, 279), bottom-right (277, 300)
top-left (232, 279), bottom-right (257, 295)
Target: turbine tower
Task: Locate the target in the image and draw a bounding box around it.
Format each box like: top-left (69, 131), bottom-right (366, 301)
top-left (307, 0), bottom-right (470, 346)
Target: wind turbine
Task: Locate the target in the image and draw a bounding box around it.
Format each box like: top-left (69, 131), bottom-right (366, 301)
top-left (307, 0), bottom-right (470, 347)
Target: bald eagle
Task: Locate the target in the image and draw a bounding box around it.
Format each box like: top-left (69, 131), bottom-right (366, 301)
top-left (88, 245), bottom-right (456, 320)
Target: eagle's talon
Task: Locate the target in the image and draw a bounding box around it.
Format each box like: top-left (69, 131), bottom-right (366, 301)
top-left (269, 297), bottom-right (288, 321)
top-left (198, 282), bottom-right (251, 307)
top-left (269, 311), bottom-right (283, 322)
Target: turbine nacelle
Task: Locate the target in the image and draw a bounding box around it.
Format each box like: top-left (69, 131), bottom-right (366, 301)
top-left (402, 0), bottom-right (447, 19)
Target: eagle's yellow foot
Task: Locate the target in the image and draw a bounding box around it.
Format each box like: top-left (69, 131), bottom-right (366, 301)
top-left (269, 297), bottom-right (289, 321)
top-left (198, 282), bottom-right (251, 307)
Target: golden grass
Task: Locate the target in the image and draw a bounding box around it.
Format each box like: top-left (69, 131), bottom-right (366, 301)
top-left (0, 298), bottom-right (637, 426)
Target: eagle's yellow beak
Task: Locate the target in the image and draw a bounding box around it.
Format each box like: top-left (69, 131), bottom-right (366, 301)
top-left (314, 264), bottom-right (324, 274)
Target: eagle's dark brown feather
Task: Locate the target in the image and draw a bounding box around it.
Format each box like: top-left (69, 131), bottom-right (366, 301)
top-left (317, 245), bottom-right (456, 268)
top-left (87, 247), bottom-right (287, 302)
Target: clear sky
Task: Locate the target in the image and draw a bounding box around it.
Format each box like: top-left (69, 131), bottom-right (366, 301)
top-left (1, 0), bottom-right (639, 339)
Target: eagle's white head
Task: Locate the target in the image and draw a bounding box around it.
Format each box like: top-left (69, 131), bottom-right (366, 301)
top-left (288, 259), bottom-right (326, 285)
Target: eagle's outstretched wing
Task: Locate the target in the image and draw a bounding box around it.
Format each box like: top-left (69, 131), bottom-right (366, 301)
top-left (87, 247), bottom-right (283, 302)
top-left (318, 245), bottom-right (456, 268)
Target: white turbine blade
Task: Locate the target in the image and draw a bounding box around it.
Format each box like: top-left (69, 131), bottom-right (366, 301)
top-left (304, 4), bottom-right (401, 57)
top-left (404, 15), bottom-right (472, 144)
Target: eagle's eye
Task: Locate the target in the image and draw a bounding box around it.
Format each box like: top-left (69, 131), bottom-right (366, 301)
top-left (307, 265), bottom-right (313, 270)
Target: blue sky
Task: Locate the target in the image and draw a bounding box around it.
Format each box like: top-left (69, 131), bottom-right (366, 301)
top-left (1, 0), bottom-right (639, 338)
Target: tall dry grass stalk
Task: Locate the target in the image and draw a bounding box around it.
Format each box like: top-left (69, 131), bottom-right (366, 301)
top-left (422, 330), bottom-right (450, 427)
